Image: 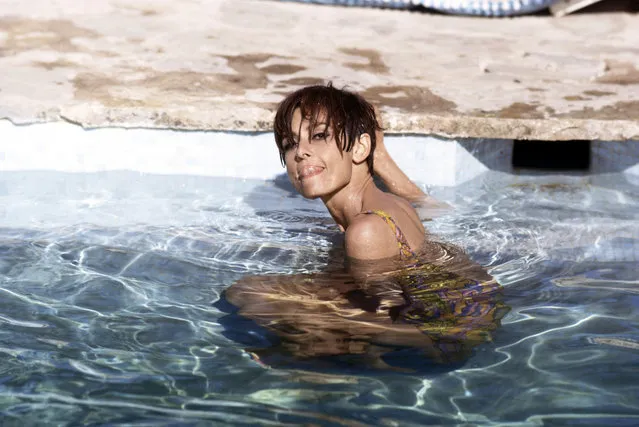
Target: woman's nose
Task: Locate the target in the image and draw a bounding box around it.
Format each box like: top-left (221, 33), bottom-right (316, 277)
top-left (295, 139), bottom-right (312, 160)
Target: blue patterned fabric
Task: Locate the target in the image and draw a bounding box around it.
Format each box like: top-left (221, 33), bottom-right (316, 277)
top-left (275, 0), bottom-right (559, 16)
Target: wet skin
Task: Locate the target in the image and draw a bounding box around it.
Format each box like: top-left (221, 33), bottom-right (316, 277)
top-left (282, 108), bottom-right (426, 261)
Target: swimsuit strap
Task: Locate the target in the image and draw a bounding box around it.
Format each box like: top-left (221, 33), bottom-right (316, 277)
top-left (364, 210), bottom-right (418, 260)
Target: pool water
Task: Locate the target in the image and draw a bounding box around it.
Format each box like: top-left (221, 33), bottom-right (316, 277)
top-left (1, 170), bottom-right (637, 425)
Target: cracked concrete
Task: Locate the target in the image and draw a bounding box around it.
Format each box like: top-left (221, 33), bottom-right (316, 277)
top-left (1, 0), bottom-right (638, 140)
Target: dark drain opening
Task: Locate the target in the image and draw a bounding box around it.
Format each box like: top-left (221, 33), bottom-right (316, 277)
top-left (512, 140), bottom-right (591, 170)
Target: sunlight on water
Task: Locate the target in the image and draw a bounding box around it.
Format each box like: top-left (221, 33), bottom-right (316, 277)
top-left (0, 170), bottom-right (637, 425)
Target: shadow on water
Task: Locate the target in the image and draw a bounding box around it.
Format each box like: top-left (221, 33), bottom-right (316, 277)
top-left (243, 172), bottom-right (393, 211)
top-left (241, 173), bottom-right (336, 236)
top-left (243, 173), bottom-right (300, 204)
top-left (270, 173), bottom-right (299, 197)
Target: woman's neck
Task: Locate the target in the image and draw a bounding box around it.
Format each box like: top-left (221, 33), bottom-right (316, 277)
top-left (322, 174), bottom-right (378, 231)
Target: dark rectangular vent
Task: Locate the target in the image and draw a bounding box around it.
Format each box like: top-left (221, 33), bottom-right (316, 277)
top-left (512, 140), bottom-right (590, 170)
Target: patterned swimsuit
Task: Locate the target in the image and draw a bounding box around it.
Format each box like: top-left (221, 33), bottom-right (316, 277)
top-left (364, 210), bottom-right (506, 341)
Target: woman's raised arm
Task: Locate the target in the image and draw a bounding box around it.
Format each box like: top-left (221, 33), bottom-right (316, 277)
top-left (373, 110), bottom-right (451, 212)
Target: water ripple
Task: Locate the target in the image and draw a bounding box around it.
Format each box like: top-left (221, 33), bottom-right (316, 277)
top-left (0, 171), bottom-right (638, 424)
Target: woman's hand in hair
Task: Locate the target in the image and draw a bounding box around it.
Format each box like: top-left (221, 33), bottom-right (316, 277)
top-left (371, 107), bottom-right (452, 216)
top-left (372, 108), bottom-right (429, 203)
top-left (372, 106), bottom-right (389, 167)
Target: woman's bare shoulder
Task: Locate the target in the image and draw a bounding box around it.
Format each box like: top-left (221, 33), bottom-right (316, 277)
top-left (344, 213), bottom-right (399, 261)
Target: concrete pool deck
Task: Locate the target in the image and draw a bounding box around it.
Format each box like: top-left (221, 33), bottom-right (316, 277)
top-left (1, 0), bottom-right (639, 141)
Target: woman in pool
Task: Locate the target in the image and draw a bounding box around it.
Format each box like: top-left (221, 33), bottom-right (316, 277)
top-left (225, 84), bottom-right (507, 367)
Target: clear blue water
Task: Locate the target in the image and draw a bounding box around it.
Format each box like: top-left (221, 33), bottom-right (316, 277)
top-left (1, 170), bottom-right (638, 425)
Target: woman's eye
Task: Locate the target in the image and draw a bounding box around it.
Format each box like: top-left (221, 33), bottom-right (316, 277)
top-left (283, 141), bottom-right (298, 151)
top-left (312, 132), bottom-right (327, 140)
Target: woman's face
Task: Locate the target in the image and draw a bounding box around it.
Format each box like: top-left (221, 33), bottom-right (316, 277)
top-left (282, 108), bottom-right (353, 200)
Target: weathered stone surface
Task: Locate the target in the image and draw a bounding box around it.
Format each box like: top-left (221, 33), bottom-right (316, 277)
top-left (0, 0), bottom-right (638, 140)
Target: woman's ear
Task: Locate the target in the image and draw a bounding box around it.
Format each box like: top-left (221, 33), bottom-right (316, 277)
top-left (352, 133), bottom-right (372, 165)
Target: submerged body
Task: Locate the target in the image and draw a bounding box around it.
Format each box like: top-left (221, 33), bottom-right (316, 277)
top-left (226, 209), bottom-right (507, 366)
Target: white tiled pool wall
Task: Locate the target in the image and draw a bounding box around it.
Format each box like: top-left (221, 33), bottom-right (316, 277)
top-left (1, 120), bottom-right (638, 186)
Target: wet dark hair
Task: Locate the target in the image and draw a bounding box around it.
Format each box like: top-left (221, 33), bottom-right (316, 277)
top-left (273, 83), bottom-right (382, 175)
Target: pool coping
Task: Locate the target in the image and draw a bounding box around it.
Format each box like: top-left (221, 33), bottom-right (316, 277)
top-left (1, 0), bottom-right (639, 141)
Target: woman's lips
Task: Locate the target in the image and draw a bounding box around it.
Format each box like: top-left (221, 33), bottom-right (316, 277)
top-left (298, 165), bottom-right (324, 180)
